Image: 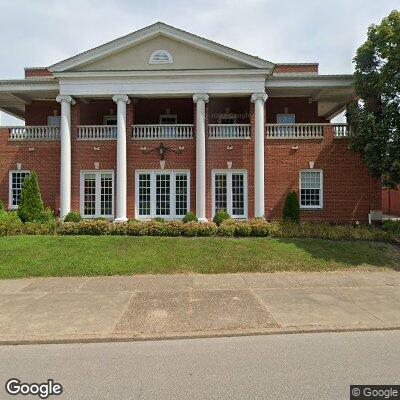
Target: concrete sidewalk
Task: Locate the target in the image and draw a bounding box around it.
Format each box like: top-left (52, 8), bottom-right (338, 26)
top-left (0, 271), bottom-right (400, 344)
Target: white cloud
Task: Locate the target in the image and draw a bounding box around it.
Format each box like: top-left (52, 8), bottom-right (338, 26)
top-left (0, 0), bottom-right (398, 124)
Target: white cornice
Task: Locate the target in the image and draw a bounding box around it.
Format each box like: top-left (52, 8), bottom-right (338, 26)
top-left (266, 74), bottom-right (354, 88)
top-left (53, 68), bottom-right (270, 79)
top-left (0, 79), bottom-right (59, 92)
top-left (49, 22), bottom-right (274, 72)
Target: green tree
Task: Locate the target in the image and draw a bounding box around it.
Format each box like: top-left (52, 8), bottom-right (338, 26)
top-left (17, 171), bottom-right (44, 222)
top-left (283, 191), bottom-right (300, 223)
top-left (348, 10), bottom-right (400, 188)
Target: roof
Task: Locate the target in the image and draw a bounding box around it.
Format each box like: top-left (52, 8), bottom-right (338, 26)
top-left (49, 22), bottom-right (275, 72)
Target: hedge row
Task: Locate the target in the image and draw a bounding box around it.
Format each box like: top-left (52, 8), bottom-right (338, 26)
top-left (0, 218), bottom-right (399, 244)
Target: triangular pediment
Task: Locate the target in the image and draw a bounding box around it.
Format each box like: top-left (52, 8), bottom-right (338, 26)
top-left (49, 22), bottom-right (274, 72)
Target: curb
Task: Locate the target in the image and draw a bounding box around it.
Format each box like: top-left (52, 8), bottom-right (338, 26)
top-left (1, 325), bottom-right (399, 346)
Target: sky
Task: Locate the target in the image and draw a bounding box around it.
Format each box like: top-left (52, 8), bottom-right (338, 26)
top-left (0, 0), bottom-right (398, 125)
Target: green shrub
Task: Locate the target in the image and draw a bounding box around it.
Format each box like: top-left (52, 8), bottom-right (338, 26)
top-left (22, 221), bottom-right (57, 235)
top-left (197, 222), bottom-right (218, 236)
top-left (382, 220), bottom-right (400, 234)
top-left (56, 222), bottom-right (80, 235)
top-left (36, 207), bottom-right (55, 223)
top-left (110, 222), bottom-right (129, 236)
top-left (78, 220), bottom-right (111, 235)
top-left (64, 211), bottom-right (83, 223)
top-left (283, 191), bottom-right (300, 223)
top-left (213, 210), bottom-right (230, 226)
top-left (181, 221), bottom-right (217, 237)
top-left (0, 211), bottom-right (23, 236)
top-left (17, 172), bottom-right (44, 223)
top-left (182, 212), bottom-right (198, 223)
top-left (218, 220), bottom-right (236, 236)
top-left (164, 221), bottom-right (184, 236)
top-left (0, 200), bottom-right (3, 212)
top-left (250, 219), bottom-right (270, 237)
top-left (0, 211), bottom-right (20, 224)
top-left (154, 217), bottom-right (165, 223)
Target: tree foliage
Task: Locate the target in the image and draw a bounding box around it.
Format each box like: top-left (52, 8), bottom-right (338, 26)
top-left (283, 191), bottom-right (300, 223)
top-left (17, 171), bottom-right (44, 222)
top-left (348, 10), bottom-right (400, 187)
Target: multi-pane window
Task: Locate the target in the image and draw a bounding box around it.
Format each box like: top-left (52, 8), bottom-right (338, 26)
top-left (214, 173), bottom-right (227, 212)
top-left (175, 174), bottom-right (188, 217)
top-left (212, 170), bottom-right (247, 218)
top-left (136, 170), bottom-right (189, 219)
top-left (101, 173), bottom-right (113, 216)
top-left (138, 173), bottom-right (151, 216)
top-left (156, 173), bottom-right (171, 216)
top-left (159, 115), bottom-right (177, 124)
top-left (81, 171), bottom-right (114, 218)
top-left (9, 171), bottom-right (30, 209)
top-left (300, 170), bottom-right (323, 209)
top-left (276, 114), bottom-right (295, 124)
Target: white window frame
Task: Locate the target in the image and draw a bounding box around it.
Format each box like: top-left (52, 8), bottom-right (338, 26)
top-left (299, 169), bottom-right (323, 210)
top-left (218, 113), bottom-right (237, 124)
top-left (277, 114), bottom-right (296, 124)
top-left (8, 170), bottom-right (30, 210)
top-left (159, 114), bottom-right (177, 124)
top-left (80, 170), bottom-right (114, 219)
top-left (47, 115), bottom-right (61, 126)
top-left (135, 170), bottom-right (190, 220)
top-left (212, 170), bottom-right (248, 219)
top-left (103, 115), bottom-right (117, 125)
top-left (149, 50), bottom-right (173, 64)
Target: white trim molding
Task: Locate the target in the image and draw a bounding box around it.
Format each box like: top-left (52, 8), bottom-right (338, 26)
top-left (8, 170), bottom-right (30, 210)
top-left (49, 22), bottom-right (274, 72)
top-left (135, 169), bottom-right (190, 220)
top-left (149, 49), bottom-right (173, 64)
top-left (80, 170), bottom-right (114, 219)
top-left (299, 169), bottom-right (324, 210)
top-left (212, 169), bottom-right (248, 219)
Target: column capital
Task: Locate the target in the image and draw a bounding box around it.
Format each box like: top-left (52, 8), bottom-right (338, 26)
top-left (113, 94), bottom-right (131, 104)
top-left (251, 92), bottom-right (268, 103)
top-left (193, 93), bottom-right (209, 104)
top-left (56, 95), bottom-right (76, 105)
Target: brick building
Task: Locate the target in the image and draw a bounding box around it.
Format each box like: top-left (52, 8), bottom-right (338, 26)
top-left (0, 22), bottom-right (382, 223)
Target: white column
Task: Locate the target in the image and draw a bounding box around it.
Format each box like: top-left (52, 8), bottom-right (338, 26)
top-left (251, 92), bottom-right (268, 218)
top-left (193, 93), bottom-right (209, 222)
top-left (113, 95), bottom-right (130, 222)
top-left (56, 95), bottom-right (75, 219)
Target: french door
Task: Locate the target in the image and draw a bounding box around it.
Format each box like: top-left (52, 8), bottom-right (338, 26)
top-left (136, 170), bottom-right (190, 219)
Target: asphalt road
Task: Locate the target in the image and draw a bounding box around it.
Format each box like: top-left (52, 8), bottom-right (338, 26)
top-left (0, 331), bottom-right (399, 400)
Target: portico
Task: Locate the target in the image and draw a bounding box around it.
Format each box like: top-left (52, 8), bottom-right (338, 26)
top-left (0, 22), bottom-right (376, 224)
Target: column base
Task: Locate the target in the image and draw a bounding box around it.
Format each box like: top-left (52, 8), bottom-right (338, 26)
top-left (197, 217), bottom-right (208, 223)
top-left (114, 217), bottom-right (128, 223)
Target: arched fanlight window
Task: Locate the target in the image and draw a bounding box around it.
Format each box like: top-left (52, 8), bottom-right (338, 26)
top-left (149, 50), bottom-right (173, 64)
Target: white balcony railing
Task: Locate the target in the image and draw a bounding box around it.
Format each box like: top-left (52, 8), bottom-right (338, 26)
top-left (208, 124), bottom-right (251, 139)
top-left (77, 125), bottom-right (117, 140)
top-left (333, 123), bottom-right (351, 138)
top-left (8, 126), bottom-right (60, 141)
top-left (266, 124), bottom-right (324, 139)
top-left (133, 124), bottom-right (193, 140)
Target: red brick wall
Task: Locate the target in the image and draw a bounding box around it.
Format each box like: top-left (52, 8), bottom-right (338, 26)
top-left (266, 97), bottom-right (326, 123)
top-left (274, 64), bottom-right (318, 74)
top-left (382, 187), bottom-right (400, 216)
top-left (24, 68), bottom-right (53, 78)
top-left (0, 128), bottom-right (60, 212)
top-left (265, 127), bottom-right (376, 223)
top-left (25, 101), bottom-right (60, 126)
top-left (1, 98), bottom-right (381, 223)
top-left (134, 98), bottom-right (193, 124)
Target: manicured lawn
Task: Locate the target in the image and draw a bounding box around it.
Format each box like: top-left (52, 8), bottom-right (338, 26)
top-left (0, 235), bottom-right (399, 279)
